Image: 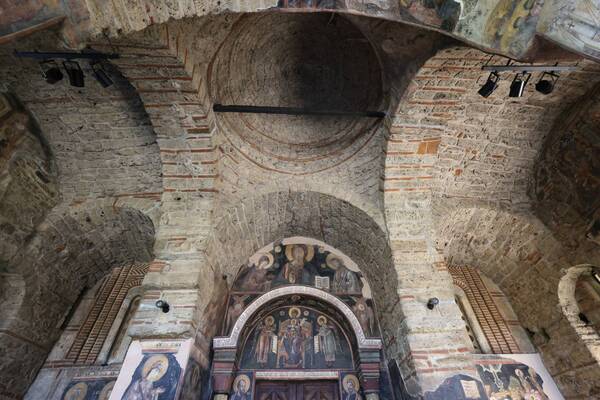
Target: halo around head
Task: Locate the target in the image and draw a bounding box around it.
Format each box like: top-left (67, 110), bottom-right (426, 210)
top-left (143, 354), bottom-right (169, 382)
top-left (256, 253), bottom-right (275, 269)
top-left (343, 374), bottom-right (361, 391)
top-left (288, 307), bottom-right (301, 318)
top-left (64, 382), bottom-right (88, 400)
top-left (233, 374), bottom-right (251, 392)
top-left (265, 315), bottom-right (275, 326)
top-left (285, 244), bottom-right (314, 262)
top-left (98, 381), bottom-right (114, 400)
top-left (317, 315), bottom-right (328, 325)
top-left (326, 253), bottom-right (345, 270)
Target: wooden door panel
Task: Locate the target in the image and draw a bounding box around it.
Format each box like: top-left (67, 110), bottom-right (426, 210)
top-left (255, 381), bottom-right (295, 400)
top-left (255, 381), bottom-right (338, 400)
top-left (299, 381), bottom-right (339, 400)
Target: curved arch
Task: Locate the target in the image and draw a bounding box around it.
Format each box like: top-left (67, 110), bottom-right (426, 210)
top-left (558, 264), bottom-right (600, 364)
top-left (214, 285), bottom-right (382, 350)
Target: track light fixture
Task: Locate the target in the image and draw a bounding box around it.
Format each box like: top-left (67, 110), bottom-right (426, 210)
top-left (535, 71), bottom-right (559, 95)
top-left (155, 300), bottom-right (170, 313)
top-left (39, 60), bottom-right (63, 84)
top-left (478, 71), bottom-right (500, 98)
top-left (427, 297), bottom-right (439, 310)
top-left (91, 62), bottom-right (113, 88)
top-left (509, 72), bottom-right (531, 98)
top-left (63, 61), bottom-right (84, 87)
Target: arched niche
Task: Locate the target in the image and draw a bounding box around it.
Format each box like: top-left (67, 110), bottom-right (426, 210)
top-left (211, 238), bottom-right (384, 399)
top-left (558, 264), bottom-right (600, 364)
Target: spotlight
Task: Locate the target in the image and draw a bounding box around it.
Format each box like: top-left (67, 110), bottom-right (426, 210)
top-left (509, 72), bottom-right (531, 98)
top-left (91, 62), bottom-right (113, 88)
top-left (535, 71), bottom-right (559, 95)
top-left (478, 71), bottom-right (499, 98)
top-left (39, 60), bottom-right (63, 84)
top-left (427, 297), bottom-right (439, 310)
top-left (63, 60), bottom-right (84, 87)
top-left (155, 300), bottom-right (170, 313)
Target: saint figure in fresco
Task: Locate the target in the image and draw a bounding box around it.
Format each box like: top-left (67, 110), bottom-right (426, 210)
top-left (317, 315), bottom-right (338, 367)
top-left (123, 355), bottom-right (168, 400)
top-left (227, 295), bottom-right (248, 333)
top-left (328, 255), bottom-right (361, 294)
top-left (254, 316), bottom-right (276, 367)
top-left (235, 253), bottom-right (275, 292)
top-left (282, 245), bottom-right (308, 284)
top-left (277, 307), bottom-right (312, 368)
top-left (352, 297), bottom-right (374, 336)
top-left (230, 375), bottom-right (251, 400)
top-left (342, 375), bottom-right (362, 400)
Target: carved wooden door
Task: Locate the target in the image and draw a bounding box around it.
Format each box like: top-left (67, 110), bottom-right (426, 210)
top-left (255, 380), bottom-right (339, 400)
top-left (298, 381), bottom-right (339, 400)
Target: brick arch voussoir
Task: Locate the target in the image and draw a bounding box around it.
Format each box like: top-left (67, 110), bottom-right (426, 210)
top-left (558, 264), bottom-right (600, 363)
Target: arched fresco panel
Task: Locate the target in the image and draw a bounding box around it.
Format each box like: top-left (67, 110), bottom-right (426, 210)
top-left (223, 237), bottom-right (380, 340)
top-left (239, 305), bottom-right (354, 370)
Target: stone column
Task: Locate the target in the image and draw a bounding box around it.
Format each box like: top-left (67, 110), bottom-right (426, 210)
top-left (383, 113), bottom-right (474, 394)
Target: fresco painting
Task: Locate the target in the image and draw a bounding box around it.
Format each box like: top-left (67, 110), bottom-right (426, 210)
top-left (61, 379), bottom-right (116, 400)
top-left (121, 353), bottom-right (182, 399)
top-left (109, 340), bottom-right (191, 400)
top-left (341, 373), bottom-right (363, 400)
top-left (227, 239), bottom-right (378, 337)
top-left (274, 0), bottom-right (600, 59)
top-left (230, 373), bottom-right (253, 400)
top-left (178, 358), bottom-right (202, 400)
top-left (240, 306), bottom-right (353, 370)
top-left (538, 0), bottom-right (600, 60)
top-left (424, 358), bottom-right (556, 400)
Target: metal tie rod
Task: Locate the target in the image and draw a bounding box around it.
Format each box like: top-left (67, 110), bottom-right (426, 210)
top-left (14, 50), bottom-right (119, 60)
top-left (482, 65), bottom-right (578, 72)
top-left (213, 104), bottom-right (386, 118)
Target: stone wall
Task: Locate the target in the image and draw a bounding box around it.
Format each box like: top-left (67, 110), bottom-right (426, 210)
top-left (0, 30), bottom-right (163, 398)
top-left (533, 83), bottom-right (600, 262)
top-left (437, 206), bottom-right (600, 398)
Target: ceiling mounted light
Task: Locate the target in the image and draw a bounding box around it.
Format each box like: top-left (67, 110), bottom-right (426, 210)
top-left (478, 71), bottom-right (499, 98)
top-left (39, 60), bottom-right (63, 84)
top-left (535, 71), bottom-right (559, 95)
top-left (91, 62), bottom-right (113, 88)
top-left (63, 60), bottom-right (84, 87)
top-left (509, 72), bottom-right (531, 98)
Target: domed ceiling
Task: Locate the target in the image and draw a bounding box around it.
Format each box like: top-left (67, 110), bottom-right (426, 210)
top-left (209, 13), bottom-right (384, 174)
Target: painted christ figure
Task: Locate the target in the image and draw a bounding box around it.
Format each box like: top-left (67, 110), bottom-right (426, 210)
top-left (283, 321), bottom-right (304, 366)
top-left (282, 245), bottom-right (307, 284)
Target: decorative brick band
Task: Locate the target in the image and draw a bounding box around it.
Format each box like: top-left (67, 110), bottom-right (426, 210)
top-left (64, 262), bottom-right (149, 365)
top-left (449, 265), bottom-right (520, 354)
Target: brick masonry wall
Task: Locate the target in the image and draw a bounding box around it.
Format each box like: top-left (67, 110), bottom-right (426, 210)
top-left (391, 45), bottom-right (600, 397)
top-left (437, 206), bottom-right (600, 398)
top-left (2, 12), bottom-right (600, 400)
top-left (449, 265), bottom-right (520, 354)
top-left (0, 31), bottom-right (162, 398)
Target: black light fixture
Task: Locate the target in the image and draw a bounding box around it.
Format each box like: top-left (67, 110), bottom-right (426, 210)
top-left (39, 60), bottom-right (63, 84)
top-left (63, 60), bottom-right (84, 87)
top-left (478, 71), bottom-right (499, 98)
top-left (535, 71), bottom-right (559, 95)
top-left (509, 71), bottom-right (531, 98)
top-left (427, 297), bottom-right (439, 310)
top-left (155, 300), bottom-right (170, 313)
top-left (91, 61), bottom-right (113, 88)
